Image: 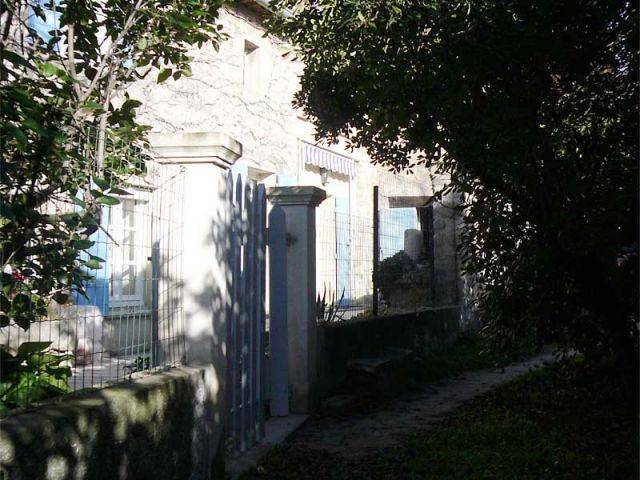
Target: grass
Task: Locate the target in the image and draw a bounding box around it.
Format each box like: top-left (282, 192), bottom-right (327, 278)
top-left (411, 330), bottom-right (522, 384)
top-left (243, 358), bottom-right (639, 479)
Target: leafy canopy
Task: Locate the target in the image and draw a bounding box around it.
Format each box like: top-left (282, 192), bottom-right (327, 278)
top-left (270, 0), bottom-right (639, 358)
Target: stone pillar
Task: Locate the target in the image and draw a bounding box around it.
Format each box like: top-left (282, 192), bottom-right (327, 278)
top-left (404, 229), bottom-right (424, 261)
top-left (267, 186), bottom-right (326, 413)
top-left (149, 131), bottom-right (242, 478)
top-left (433, 190), bottom-right (461, 307)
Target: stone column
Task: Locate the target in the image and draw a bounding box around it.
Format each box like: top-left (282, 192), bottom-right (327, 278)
top-left (433, 190), bottom-right (461, 307)
top-left (267, 186), bottom-right (326, 413)
top-left (149, 131), bottom-right (241, 478)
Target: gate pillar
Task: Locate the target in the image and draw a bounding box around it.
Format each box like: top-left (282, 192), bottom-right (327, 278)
top-left (150, 131), bottom-right (241, 476)
top-left (267, 186), bottom-right (326, 413)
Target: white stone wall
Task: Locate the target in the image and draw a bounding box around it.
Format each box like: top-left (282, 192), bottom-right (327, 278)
top-left (129, 3), bottom-right (434, 200)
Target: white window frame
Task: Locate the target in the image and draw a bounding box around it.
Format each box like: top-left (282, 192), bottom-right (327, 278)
top-left (108, 193), bottom-right (149, 308)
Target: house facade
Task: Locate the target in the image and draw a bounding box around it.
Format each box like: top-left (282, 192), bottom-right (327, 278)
top-left (128, 1), bottom-right (454, 316)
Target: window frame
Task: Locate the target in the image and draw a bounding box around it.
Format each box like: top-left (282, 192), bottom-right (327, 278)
top-left (107, 193), bottom-right (150, 308)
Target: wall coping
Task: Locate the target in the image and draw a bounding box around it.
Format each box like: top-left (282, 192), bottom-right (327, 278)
top-left (266, 186), bottom-right (327, 207)
top-left (0, 365), bottom-right (204, 422)
top-left (318, 305), bottom-right (461, 329)
top-left (149, 131), bottom-right (242, 169)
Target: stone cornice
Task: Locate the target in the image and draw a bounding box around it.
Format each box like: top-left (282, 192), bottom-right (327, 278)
top-left (149, 132), bottom-right (242, 170)
top-left (267, 186), bottom-right (327, 207)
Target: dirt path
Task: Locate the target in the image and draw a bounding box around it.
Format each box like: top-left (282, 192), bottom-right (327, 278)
top-left (289, 352), bottom-right (555, 459)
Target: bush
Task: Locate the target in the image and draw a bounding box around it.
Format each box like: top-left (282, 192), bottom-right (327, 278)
top-left (375, 252), bottom-right (430, 306)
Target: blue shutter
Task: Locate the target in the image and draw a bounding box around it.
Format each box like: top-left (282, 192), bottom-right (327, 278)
top-left (335, 196), bottom-right (350, 306)
top-left (74, 206), bottom-right (110, 315)
top-left (231, 163), bottom-right (249, 183)
top-left (276, 173), bottom-right (295, 186)
top-left (28, 1), bottom-right (61, 44)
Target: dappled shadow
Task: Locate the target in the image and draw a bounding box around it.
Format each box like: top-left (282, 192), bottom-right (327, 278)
top-left (0, 166), bottom-right (236, 479)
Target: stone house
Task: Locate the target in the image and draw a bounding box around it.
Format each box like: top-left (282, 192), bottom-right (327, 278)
top-left (129, 0), bottom-right (460, 314)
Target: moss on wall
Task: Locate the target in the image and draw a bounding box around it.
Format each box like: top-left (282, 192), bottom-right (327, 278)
top-left (0, 366), bottom-right (222, 480)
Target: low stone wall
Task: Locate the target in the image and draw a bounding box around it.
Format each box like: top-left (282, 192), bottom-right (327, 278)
top-left (317, 306), bottom-right (460, 398)
top-left (0, 366), bottom-right (224, 480)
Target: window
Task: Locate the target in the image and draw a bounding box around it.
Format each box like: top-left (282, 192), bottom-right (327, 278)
top-left (108, 198), bottom-right (146, 306)
top-left (243, 40), bottom-right (263, 96)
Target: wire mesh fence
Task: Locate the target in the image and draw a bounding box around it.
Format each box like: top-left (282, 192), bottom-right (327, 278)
top-left (1, 128), bottom-right (186, 407)
top-left (317, 209), bottom-right (375, 321)
top-left (316, 174), bottom-right (435, 323)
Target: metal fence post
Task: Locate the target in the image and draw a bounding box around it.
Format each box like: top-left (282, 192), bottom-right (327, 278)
top-left (150, 241), bottom-right (160, 367)
top-left (372, 185), bottom-right (380, 316)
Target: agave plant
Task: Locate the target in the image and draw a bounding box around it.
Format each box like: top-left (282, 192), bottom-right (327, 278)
top-left (316, 285), bottom-right (347, 323)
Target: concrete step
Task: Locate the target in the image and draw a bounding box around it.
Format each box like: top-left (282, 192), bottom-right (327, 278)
top-left (346, 347), bottom-right (413, 396)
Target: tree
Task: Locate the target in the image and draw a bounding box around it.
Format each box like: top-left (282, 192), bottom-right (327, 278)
top-left (270, 0), bottom-right (639, 360)
top-left (0, 0), bottom-right (226, 408)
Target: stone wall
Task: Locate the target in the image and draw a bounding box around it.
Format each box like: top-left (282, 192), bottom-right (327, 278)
top-left (128, 3), bottom-right (436, 202)
top-left (0, 366), bottom-right (223, 480)
top-left (316, 307), bottom-right (460, 399)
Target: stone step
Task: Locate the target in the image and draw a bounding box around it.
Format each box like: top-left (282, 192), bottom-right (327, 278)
top-left (346, 347), bottom-right (413, 396)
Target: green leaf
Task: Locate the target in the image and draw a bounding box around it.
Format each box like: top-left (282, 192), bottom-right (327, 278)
top-left (12, 293), bottom-right (31, 310)
top-left (80, 102), bottom-right (105, 112)
top-left (97, 195), bottom-right (120, 206)
top-left (52, 292), bottom-right (69, 304)
top-left (92, 177), bottom-right (110, 190)
top-left (71, 197), bottom-right (87, 208)
top-left (39, 62), bottom-right (61, 77)
top-left (157, 68), bottom-right (172, 83)
top-left (137, 38), bottom-right (149, 50)
top-left (14, 315), bottom-right (31, 331)
top-left (17, 341), bottom-right (52, 357)
top-left (72, 239), bottom-right (95, 249)
top-left (107, 186), bottom-right (131, 196)
top-left (84, 258), bottom-right (102, 269)
top-left (0, 294), bottom-right (11, 312)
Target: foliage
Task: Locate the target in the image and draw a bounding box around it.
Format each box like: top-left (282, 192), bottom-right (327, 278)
top-left (123, 355), bottom-right (151, 378)
top-left (316, 285), bottom-right (346, 323)
top-left (375, 251), bottom-right (428, 304)
top-left (242, 358), bottom-right (639, 479)
top-left (0, 0), bottom-right (226, 407)
top-left (364, 359), bottom-right (639, 480)
top-left (0, 341), bottom-right (73, 412)
top-left (412, 329), bottom-right (522, 384)
top-left (269, 0), bottom-right (639, 361)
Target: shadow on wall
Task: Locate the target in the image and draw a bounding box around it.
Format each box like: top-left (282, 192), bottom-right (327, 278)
top-left (184, 168), bottom-right (237, 479)
top-left (0, 169), bottom-right (235, 480)
top-left (1, 366), bottom-right (207, 480)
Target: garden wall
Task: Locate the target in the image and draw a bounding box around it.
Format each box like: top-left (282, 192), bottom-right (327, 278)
top-left (317, 306), bottom-right (460, 398)
top-left (0, 366), bottom-right (224, 480)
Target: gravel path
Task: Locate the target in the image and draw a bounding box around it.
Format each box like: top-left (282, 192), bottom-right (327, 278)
top-left (289, 352), bottom-right (555, 458)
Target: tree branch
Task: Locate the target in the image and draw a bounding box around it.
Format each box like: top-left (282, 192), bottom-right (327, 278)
top-left (65, 22), bottom-right (83, 99)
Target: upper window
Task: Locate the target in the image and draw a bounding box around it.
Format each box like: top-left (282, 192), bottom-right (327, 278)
top-left (243, 40), bottom-right (264, 97)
